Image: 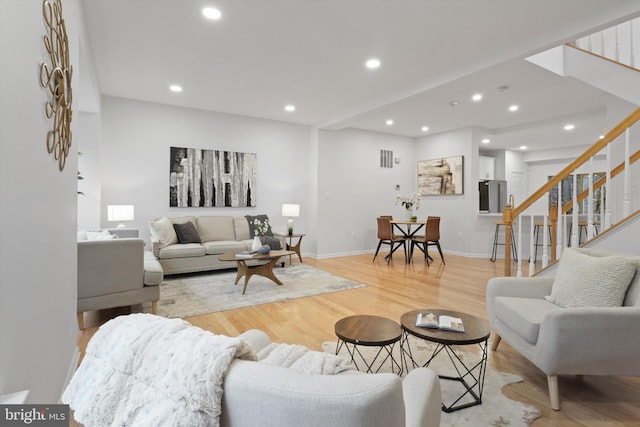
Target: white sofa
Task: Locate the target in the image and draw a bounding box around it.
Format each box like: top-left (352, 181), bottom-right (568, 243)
top-left (223, 329), bottom-right (442, 427)
top-left (64, 315), bottom-right (442, 427)
top-left (149, 215), bottom-right (286, 275)
top-left (486, 247), bottom-right (640, 410)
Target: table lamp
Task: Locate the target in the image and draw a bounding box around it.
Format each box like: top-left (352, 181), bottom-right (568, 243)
top-left (281, 203), bottom-right (300, 235)
top-left (107, 205), bottom-right (135, 228)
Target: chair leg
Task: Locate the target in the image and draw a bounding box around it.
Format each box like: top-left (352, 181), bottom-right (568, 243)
top-left (490, 333), bottom-right (501, 351)
top-left (152, 300), bottom-right (158, 314)
top-left (531, 225), bottom-right (540, 264)
top-left (547, 375), bottom-right (560, 410)
top-left (435, 241), bottom-right (445, 264)
top-left (77, 312), bottom-right (84, 330)
top-left (490, 223), bottom-right (500, 262)
top-left (510, 228), bottom-right (518, 262)
top-left (372, 240), bottom-right (384, 262)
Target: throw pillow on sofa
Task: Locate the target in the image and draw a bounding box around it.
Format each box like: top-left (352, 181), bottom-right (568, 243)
top-left (245, 214), bottom-right (273, 237)
top-left (545, 247), bottom-right (637, 308)
top-left (173, 221), bottom-right (201, 244)
top-left (149, 216), bottom-right (178, 248)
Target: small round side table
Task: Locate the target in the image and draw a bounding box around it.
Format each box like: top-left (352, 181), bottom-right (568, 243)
top-left (334, 314), bottom-right (402, 374)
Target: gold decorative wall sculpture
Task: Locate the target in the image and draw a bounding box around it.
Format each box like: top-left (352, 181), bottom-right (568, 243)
top-left (39, 0), bottom-right (73, 171)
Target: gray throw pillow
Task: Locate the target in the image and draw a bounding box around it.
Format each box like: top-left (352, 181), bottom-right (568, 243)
top-left (173, 222), bottom-right (201, 244)
top-left (545, 248), bottom-right (637, 308)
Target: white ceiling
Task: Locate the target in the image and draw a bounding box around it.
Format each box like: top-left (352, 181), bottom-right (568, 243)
top-left (81, 0), bottom-right (640, 152)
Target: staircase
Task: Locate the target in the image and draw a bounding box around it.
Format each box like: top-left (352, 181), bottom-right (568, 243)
top-left (499, 107), bottom-right (640, 277)
top-left (496, 18), bottom-right (640, 277)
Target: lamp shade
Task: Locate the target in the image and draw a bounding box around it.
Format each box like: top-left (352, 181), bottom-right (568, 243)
top-left (281, 204), bottom-right (300, 217)
top-left (107, 205), bottom-right (135, 222)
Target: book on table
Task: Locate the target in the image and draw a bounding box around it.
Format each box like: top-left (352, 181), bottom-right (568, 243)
top-left (415, 312), bottom-right (465, 332)
top-left (235, 250), bottom-right (258, 259)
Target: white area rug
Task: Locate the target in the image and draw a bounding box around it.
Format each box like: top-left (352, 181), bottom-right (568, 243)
top-left (155, 264), bottom-right (365, 318)
top-left (323, 335), bottom-right (542, 427)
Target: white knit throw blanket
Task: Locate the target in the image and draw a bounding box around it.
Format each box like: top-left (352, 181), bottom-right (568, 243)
top-left (62, 314), bottom-right (257, 427)
top-left (258, 342), bottom-right (353, 375)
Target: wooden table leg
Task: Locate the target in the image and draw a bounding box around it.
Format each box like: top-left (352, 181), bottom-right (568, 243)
top-left (286, 236), bottom-right (304, 265)
top-left (235, 257), bottom-right (283, 294)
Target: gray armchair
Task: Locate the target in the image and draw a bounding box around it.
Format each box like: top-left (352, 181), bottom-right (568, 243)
top-left (486, 248), bottom-right (640, 410)
top-left (77, 232), bottom-right (163, 329)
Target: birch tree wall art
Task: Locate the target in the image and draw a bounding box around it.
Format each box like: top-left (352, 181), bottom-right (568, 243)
top-left (169, 146), bottom-right (257, 207)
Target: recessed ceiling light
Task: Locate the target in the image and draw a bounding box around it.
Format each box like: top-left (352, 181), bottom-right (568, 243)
top-left (520, 145), bottom-right (527, 150)
top-left (564, 124), bottom-right (575, 131)
top-left (421, 126), bottom-right (429, 132)
top-left (472, 93), bottom-right (483, 102)
top-left (284, 104), bottom-right (296, 112)
top-left (365, 58), bottom-right (381, 70)
top-left (169, 85), bottom-right (182, 93)
top-left (386, 119), bottom-right (394, 126)
top-left (202, 7), bottom-right (222, 20)
top-left (599, 134), bottom-right (605, 139)
top-left (482, 138), bottom-right (490, 144)
top-left (509, 105), bottom-right (519, 112)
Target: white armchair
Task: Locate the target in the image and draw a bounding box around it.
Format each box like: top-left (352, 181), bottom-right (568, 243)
top-left (486, 248), bottom-right (640, 410)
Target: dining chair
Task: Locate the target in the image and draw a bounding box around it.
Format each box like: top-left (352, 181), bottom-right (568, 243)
top-left (410, 216), bottom-right (445, 266)
top-left (372, 217), bottom-right (407, 264)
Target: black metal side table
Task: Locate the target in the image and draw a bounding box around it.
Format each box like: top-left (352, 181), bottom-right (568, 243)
top-left (334, 315), bottom-right (403, 374)
top-left (400, 309), bottom-right (490, 413)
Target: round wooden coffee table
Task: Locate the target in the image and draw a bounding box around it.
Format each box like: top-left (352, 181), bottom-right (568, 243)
top-left (334, 315), bottom-right (402, 374)
top-left (400, 309), bottom-right (490, 413)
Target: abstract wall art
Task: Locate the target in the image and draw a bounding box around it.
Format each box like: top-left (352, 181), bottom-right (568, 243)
top-left (418, 156), bottom-right (464, 195)
top-left (170, 146), bottom-right (257, 207)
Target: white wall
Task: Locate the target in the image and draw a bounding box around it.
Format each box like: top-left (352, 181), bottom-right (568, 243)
top-left (77, 112), bottom-right (101, 229)
top-left (316, 128), bottom-right (415, 257)
top-left (415, 128), bottom-right (483, 255)
top-left (0, 0), bottom-right (85, 402)
top-left (100, 97), bottom-right (313, 249)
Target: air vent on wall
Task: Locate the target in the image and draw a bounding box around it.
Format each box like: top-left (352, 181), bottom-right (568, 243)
top-left (380, 149), bottom-right (393, 168)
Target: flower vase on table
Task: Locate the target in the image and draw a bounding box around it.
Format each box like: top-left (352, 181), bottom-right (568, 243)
top-left (405, 207), bottom-right (413, 220)
top-left (396, 192), bottom-right (421, 221)
top-left (252, 236), bottom-right (262, 252)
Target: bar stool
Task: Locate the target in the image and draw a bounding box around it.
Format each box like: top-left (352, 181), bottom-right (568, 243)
top-left (568, 221), bottom-right (600, 245)
top-left (529, 222), bottom-right (552, 264)
top-left (490, 221), bottom-right (518, 262)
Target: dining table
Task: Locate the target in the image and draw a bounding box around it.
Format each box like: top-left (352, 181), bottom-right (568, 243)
top-left (389, 220), bottom-right (432, 263)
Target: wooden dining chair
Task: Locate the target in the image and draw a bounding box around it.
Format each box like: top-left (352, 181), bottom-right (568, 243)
top-left (372, 217), bottom-right (406, 264)
top-left (410, 216), bottom-right (445, 266)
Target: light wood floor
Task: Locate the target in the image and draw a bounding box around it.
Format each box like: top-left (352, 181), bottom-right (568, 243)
top-left (77, 252), bottom-right (640, 426)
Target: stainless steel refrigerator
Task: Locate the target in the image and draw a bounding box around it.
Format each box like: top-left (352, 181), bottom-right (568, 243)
top-left (478, 180), bottom-right (507, 213)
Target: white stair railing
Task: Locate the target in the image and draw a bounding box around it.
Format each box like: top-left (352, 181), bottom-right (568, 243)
top-left (501, 108), bottom-right (640, 277)
top-left (573, 17), bottom-right (640, 70)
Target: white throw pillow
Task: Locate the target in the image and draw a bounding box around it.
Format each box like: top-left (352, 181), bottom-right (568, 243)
top-left (77, 230), bottom-right (88, 241)
top-left (545, 248), bottom-right (637, 308)
top-left (148, 216), bottom-right (178, 248)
